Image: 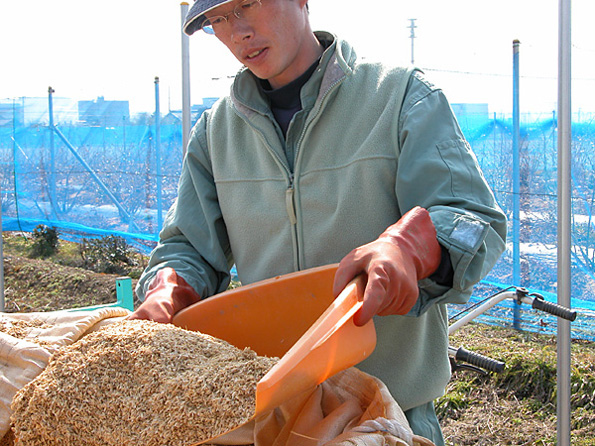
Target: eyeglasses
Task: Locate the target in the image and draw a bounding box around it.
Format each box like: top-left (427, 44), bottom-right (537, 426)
top-left (202, 0), bottom-right (263, 35)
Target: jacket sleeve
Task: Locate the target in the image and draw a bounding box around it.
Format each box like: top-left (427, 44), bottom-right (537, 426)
top-left (135, 111), bottom-right (233, 301)
top-left (396, 71), bottom-right (507, 315)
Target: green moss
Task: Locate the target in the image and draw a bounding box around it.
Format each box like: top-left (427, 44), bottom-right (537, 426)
top-left (435, 388), bottom-right (471, 419)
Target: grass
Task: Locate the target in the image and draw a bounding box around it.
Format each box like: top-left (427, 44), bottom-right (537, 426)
top-left (2, 232), bottom-right (144, 312)
top-left (441, 323), bottom-right (595, 445)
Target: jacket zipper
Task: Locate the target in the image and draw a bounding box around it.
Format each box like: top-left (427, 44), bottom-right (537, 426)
top-left (239, 75), bottom-right (344, 272)
top-left (285, 174), bottom-right (297, 225)
top-left (285, 173), bottom-right (300, 270)
top-left (288, 78), bottom-right (344, 270)
top-left (246, 121), bottom-right (301, 269)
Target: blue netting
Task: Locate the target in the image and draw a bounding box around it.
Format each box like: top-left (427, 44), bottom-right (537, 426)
top-left (2, 97), bottom-right (595, 340)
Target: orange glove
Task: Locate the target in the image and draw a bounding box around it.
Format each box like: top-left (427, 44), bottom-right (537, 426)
top-left (333, 206), bottom-right (442, 326)
top-left (128, 267), bottom-right (200, 323)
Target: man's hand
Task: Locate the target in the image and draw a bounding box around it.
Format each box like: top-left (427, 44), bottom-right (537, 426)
top-left (333, 207), bottom-right (442, 326)
top-left (128, 267), bottom-right (200, 323)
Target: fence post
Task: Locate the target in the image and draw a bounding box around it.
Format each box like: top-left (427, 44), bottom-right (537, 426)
top-left (512, 39), bottom-right (521, 329)
top-left (47, 87), bottom-right (58, 221)
top-left (181, 2), bottom-right (191, 156)
top-left (154, 77), bottom-right (163, 232)
top-left (556, 0), bottom-right (572, 443)
top-left (0, 191), bottom-right (4, 312)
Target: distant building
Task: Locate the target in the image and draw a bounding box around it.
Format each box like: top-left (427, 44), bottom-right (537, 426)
top-left (160, 97), bottom-right (220, 126)
top-left (78, 96), bottom-right (130, 126)
top-left (160, 111), bottom-right (182, 126)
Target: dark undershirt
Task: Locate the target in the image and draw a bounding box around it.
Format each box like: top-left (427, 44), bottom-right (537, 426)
top-left (258, 58), bottom-right (319, 136)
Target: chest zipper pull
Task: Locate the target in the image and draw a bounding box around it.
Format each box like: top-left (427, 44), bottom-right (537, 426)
top-left (285, 178), bottom-right (297, 225)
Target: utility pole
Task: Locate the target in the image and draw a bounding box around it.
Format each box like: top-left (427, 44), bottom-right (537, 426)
top-left (408, 19), bottom-right (417, 65)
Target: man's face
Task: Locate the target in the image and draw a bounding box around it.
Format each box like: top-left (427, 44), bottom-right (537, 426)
top-left (207, 0), bottom-right (313, 89)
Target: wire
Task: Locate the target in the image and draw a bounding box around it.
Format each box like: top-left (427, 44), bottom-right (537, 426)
top-left (449, 285), bottom-right (516, 323)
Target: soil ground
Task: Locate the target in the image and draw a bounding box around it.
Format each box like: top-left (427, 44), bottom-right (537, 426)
top-left (2, 232), bottom-right (595, 445)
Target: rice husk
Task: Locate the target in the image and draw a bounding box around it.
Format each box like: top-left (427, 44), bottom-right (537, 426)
top-left (0, 319), bottom-right (54, 347)
top-left (11, 319), bottom-right (278, 446)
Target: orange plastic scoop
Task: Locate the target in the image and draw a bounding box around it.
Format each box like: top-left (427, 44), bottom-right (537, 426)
top-left (172, 263), bottom-right (376, 417)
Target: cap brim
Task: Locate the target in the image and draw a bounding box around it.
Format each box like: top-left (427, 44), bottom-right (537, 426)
top-left (183, 0), bottom-right (234, 35)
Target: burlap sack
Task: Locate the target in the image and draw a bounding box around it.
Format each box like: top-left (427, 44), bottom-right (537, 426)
top-left (0, 307), bottom-right (129, 439)
top-left (208, 367), bottom-right (434, 446)
top-left (2, 309), bottom-right (434, 446)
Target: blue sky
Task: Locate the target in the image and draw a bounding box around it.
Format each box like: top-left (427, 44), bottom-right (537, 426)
top-left (1, 0), bottom-right (593, 115)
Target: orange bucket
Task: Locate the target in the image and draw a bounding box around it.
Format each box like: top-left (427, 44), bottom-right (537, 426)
top-left (172, 263), bottom-right (376, 416)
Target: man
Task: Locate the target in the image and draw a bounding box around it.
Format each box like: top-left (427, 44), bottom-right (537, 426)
top-left (131, 0), bottom-right (507, 443)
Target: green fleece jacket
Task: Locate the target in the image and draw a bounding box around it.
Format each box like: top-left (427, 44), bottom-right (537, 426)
top-left (137, 32), bottom-right (507, 410)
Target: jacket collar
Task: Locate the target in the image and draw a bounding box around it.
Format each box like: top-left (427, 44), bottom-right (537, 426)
top-left (230, 32), bottom-right (356, 117)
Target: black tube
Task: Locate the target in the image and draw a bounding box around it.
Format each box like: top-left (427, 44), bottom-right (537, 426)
top-left (531, 297), bottom-right (577, 321)
top-left (454, 346), bottom-right (505, 373)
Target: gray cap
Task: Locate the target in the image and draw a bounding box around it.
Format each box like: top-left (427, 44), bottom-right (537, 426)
top-left (183, 0), bottom-right (234, 35)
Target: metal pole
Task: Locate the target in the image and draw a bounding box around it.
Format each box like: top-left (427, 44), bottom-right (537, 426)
top-left (1, 101), bottom-right (17, 312)
top-left (557, 0), bottom-right (572, 443)
top-left (512, 40), bottom-right (521, 329)
top-left (47, 87), bottom-right (58, 220)
top-left (0, 182), bottom-right (4, 312)
top-left (154, 77), bottom-right (163, 232)
top-left (181, 2), bottom-right (191, 155)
